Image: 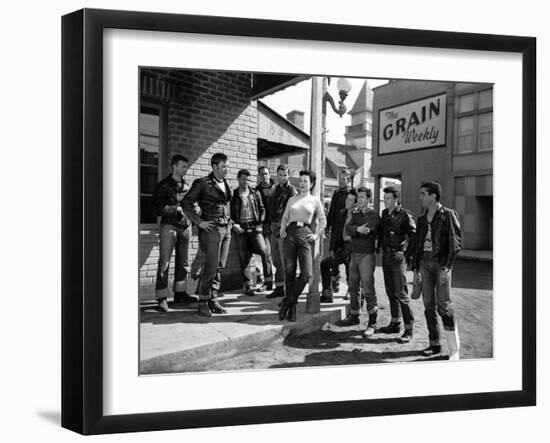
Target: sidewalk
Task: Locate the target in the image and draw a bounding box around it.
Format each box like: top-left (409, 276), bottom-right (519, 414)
top-left (140, 289), bottom-right (349, 374)
top-left (458, 249), bottom-right (493, 262)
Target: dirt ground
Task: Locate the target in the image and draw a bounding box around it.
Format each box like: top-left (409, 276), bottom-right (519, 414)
top-left (205, 259), bottom-right (493, 371)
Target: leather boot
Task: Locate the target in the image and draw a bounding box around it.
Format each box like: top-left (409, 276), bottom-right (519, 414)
top-left (208, 299), bottom-right (227, 314)
top-left (267, 286), bottom-right (285, 299)
top-left (287, 303), bottom-right (297, 322)
top-left (278, 298), bottom-right (291, 321)
top-left (197, 301), bottom-right (212, 317)
top-left (378, 321), bottom-right (401, 334)
top-left (320, 288), bottom-right (334, 303)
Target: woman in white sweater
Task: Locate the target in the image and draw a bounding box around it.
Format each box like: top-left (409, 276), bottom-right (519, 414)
top-left (278, 170), bottom-right (327, 322)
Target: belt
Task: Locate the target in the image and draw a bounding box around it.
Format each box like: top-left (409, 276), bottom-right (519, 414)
top-left (384, 247), bottom-right (404, 254)
top-left (240, 222), bottom-right (259, 230)
top-left (288, 221), bottom-right (310, 228)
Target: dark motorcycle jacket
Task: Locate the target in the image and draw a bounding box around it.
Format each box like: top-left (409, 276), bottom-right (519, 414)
top-left (268, 182), bottom-right (298, 224)
top-left (152, 175), bottom-right (191, 227)
top-left (182, 172), bottom-right (232, 225)
top-left (412, 204), bottom-right (462, 270)
top-left (230, 186), bottom-right (266, 225)
top-left (255, 179), bottom-right (276, 223)
top-left (327, 187), bottom-right (355, 252)
top-left (379, 205), bottom-right (416, 261)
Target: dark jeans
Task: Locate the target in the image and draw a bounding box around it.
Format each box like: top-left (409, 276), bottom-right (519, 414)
top-left (235, 229), bottom-right (271, 290)
top-left (321, 243), bottom-right (351, 290)
top-left (348, 252), bottom-right (377, 315)
top-left (382, 251), bottom-right (414, 329)
top-left (155, 224), bottom-right (191, 300)
top-left (420, 254), bottom-right (456, 346)
top-left (197, 224), bottom-right (231, 301)
top-left (283, 224), bottom-right (313, 304)
top-left (271, 221), bottom-right (286, 288)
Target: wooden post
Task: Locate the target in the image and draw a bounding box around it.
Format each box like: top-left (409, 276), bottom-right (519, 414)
top-left (306, 77), bottom-right (326, 314)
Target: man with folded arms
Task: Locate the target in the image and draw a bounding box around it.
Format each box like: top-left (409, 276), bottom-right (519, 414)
top-left (343, 187), bottom-right (380, 333)
top-left (230, 169), bottom-right (271, 297)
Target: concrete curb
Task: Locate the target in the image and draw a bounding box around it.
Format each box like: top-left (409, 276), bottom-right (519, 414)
top-left (140, 305), bottom-right (347, 374)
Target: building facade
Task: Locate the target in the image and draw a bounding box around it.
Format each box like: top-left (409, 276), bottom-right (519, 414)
top-left (371, 80), bottom-right (493, 251)
top-left (138, 69), bottom-right (304, 300)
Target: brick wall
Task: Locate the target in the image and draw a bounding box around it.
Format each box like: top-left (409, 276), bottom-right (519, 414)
top-left (139, 69), bottom-right (259, 301)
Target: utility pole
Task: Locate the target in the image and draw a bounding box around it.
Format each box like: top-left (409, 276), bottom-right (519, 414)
top-left (306, 76), bottom-right (327, 314)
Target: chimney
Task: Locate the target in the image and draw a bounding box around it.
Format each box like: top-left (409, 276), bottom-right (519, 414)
top-left (286, 110), bottom-right (305, 131)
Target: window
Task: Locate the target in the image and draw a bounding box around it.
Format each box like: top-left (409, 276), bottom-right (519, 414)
top-left (457, 116), bottom-right (474, 153)
top-left (456, 88), bottom-right (493, 153)
top-left (139, 104), bottom-right (164, 225)
top-left (478, 112), bottom-right (493, 151)
top-left (458, 93), bottom-right (475, 113)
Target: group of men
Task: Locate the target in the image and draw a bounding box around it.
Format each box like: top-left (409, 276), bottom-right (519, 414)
top-left (152, 153), bottom-right (297, 317)
top-left (151, 153), bottom-right (463, 360)
top-left (319, 168), bottom-right (462, 360)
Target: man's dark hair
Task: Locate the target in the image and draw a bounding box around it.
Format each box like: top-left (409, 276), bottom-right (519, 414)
top-left (339, 167), bottom-right (353, 176)
top-left (357, 186), bottom-right (372, 199)
top-left (299, 170), bottom-right (316, 190)
top-left (171, 154), bottom-right (189, 166)
top-left (258, 165), bottom-right (269, 174)
top-left (421, 181), bottom-right (442, 201)
top-left (237, 169), bottom-right (251, 178)
top-left (276, 164), bottom-right (290, 173)
top-left (383, 185), bottom-right (401, 202)
top-left (211, 153), bottom-right (228, 167)
top-left (348, 189), bottom-right (358, 199)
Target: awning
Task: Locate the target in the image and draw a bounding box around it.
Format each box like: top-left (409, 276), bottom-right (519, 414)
top-left (249, 74), bottom-right (310, 100)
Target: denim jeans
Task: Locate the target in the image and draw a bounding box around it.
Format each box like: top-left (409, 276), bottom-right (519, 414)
top-left (197, 224), bottom-right (231, 301)
top-left (348, 252), bottom-right (377, 315)
top-left (420, 253), bottom-right (456, 346)
top-left (320, 243), bottom-right (351, 290)
top-left (382, 251), bottom-right (414, 328)
top-left (283, 224), bottom-right (313, 304)
top-left (270, 221), bottom-right (286, 288)
top-left (235, 229), bottom-right (272, 290)
top-left (261, 231), bottom-right (274, 285)
top-left (155, 224), bottom-right (191, 300)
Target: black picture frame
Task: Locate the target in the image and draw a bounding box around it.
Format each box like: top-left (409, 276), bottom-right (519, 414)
top-left (61, 8), bottom-right (536, 435)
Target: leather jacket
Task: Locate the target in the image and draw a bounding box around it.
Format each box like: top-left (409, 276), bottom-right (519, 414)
top-left (413, 204), bottom-right (462, 270)
top-left (268, 182), bottom-right (298, 223)
top-left (344, 207), bottom-right (380, 254)
top-left (182, 172), bottom-right (232, 225)
top-left (152, 175), bottom-right (191, 228)
top-left (255, 180), bottom-right (276, 223)
top-left (379, 205), bottom-right (416, 261)
top-left (327, 187), bottom-right (355, 252)
top-left (230, 187), bottom-right (265, 226)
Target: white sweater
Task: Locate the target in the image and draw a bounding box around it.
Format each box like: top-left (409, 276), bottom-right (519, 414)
top-left (280, 193), bottom-right (327, 238)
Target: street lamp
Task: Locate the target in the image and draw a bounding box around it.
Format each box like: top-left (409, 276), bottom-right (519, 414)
top-left (324, 77), bottom-right (353, 117)
top-left (306, 76), bottom-right (352, 314)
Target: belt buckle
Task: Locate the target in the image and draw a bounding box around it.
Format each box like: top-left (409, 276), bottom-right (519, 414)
top-left (296, 221), bottom-right (304, 227)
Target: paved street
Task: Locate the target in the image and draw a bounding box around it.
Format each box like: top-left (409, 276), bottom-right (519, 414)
top-left (204, 259), bottom-right (493, 371)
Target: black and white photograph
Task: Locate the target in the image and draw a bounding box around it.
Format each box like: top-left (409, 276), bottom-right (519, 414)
top-left (138, 70), bottom-right (494, 375)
